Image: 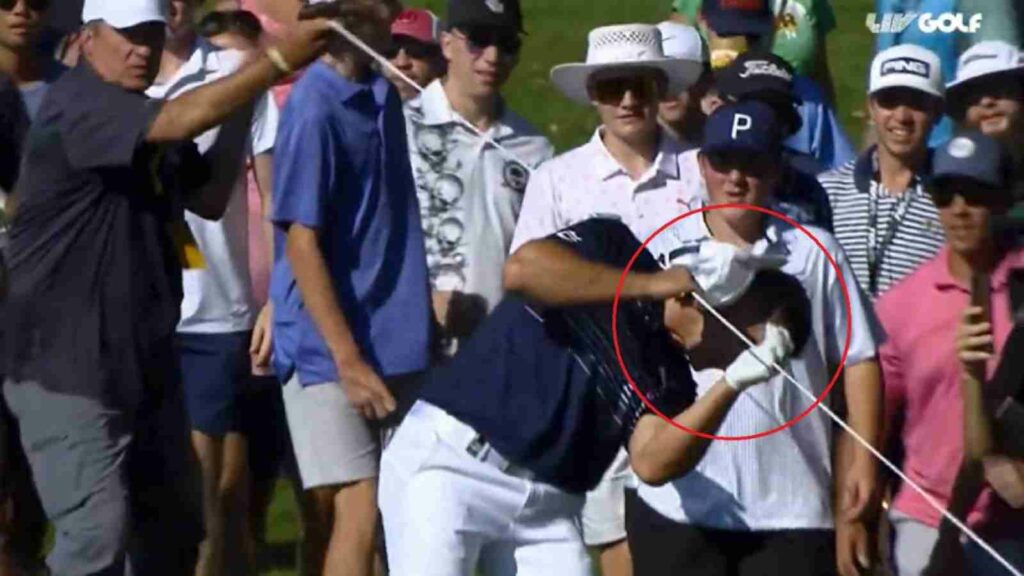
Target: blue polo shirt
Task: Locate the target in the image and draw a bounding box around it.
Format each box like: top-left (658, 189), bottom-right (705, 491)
top-left (419, 219), bottom-right (697, 493)
top-left (270, 62), bottom-right (431, 385)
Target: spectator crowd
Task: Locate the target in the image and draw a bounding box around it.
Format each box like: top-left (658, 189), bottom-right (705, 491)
top-left (0, 0), bottom-right (1022, 575)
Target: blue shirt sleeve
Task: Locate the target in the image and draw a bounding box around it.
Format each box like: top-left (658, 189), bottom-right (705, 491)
top-left (790, 76), bottom-right (856, 170)
top-left (271, 106), bottom-right (337, 230)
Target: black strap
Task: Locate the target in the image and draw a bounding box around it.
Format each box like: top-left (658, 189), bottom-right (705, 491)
top-left (866, 181), bottom-right (919, 296)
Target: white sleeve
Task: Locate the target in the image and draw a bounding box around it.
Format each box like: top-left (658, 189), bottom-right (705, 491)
top-left (821, 231), bottom-right (880, 366)
top-left (249, 92), bottom-right (279, 157)
top-left (509, 162), bottom-right (561, 254)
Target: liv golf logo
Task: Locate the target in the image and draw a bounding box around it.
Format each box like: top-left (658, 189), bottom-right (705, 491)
top-left (866, 12), bottom-right (983, 34)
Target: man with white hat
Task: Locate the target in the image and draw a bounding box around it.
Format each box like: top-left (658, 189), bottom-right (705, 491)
top-left (379, 212), bottom-right (804, 576)
top-left (0, 0), bottom-right (333, 573)
top-left (510, 22), bottom-right (701, 576)
top-left (655, 21), bottom-right (713, 149)
top-left (948, 41), bottom-right (1024, 196)
top-left (819, 44), bottom-right (947, 299)
top-left (629, 100), bottom-right (883, 576)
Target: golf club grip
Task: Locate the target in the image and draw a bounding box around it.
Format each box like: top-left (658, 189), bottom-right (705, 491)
top-left (971, 273), bottom-right (994, 354)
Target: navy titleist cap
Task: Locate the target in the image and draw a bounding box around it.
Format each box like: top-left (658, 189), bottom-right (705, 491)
top-left (932, 130), bottom-right (1007, 189)
top-left (702, 100), bottom-right (784, 156)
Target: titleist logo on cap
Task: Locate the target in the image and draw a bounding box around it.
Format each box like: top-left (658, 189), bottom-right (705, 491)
top-left (719, 0), bottom-right (763, 10)
top-left (962, 52), bottom-right (999, 67)
top-left (880, 57), bottom-right (931, 78)
top-left (739, 60), bottom-right (792, 81)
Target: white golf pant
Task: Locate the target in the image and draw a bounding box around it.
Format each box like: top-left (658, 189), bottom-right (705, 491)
top-left (380, 400), bottom-right (592, 576)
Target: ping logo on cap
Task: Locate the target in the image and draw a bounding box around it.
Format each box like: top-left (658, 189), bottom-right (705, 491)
top-left (732, 113), bottom-right (753, 139)
top-left (738, 60), bottom-right (793, 81)
top-left (880, 57), bottom-right (931, 78)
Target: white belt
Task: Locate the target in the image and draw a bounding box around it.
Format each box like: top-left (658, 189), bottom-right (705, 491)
top-left (410, 400), bottom-right (535, 480)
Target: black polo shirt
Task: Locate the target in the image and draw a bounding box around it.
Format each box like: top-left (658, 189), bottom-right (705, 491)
top-left (3, 63), bottom-right (206, 402)
top-left (0, 74), bottom-right (27, 193)
top-left (418, 218), bottom-right (697, 494)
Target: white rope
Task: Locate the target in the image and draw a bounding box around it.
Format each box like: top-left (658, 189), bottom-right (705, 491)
top-left (323, 19), bottom-right (1022, 575)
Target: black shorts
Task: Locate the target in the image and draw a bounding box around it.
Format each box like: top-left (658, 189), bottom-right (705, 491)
top-left (626, 490), bottom-right (836, 576)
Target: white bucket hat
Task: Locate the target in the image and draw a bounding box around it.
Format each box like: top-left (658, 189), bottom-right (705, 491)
top-left (869, 44), bottom-right (944, 99)
top-left (550, 24), bottom-right (703, 105)
top-left (948, 41), bottom-right (1024, 96)
top-left (82, 0), bottom-right (167, 28)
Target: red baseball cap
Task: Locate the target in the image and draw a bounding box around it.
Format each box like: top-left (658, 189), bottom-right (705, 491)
top-left (391, 8), bottom-right (440, 44)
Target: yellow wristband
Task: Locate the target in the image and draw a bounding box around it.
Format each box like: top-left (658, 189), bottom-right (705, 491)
top-left (265, 47), bottom-right (293, 75)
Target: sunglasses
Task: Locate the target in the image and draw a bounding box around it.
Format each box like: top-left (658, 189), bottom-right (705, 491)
top-left (381, 36), bottom-right (441, 60)
top-left (0, 0), bottom-right (48, 11)
top-left (929, 181), bottom-right (1004, 209)
top-left (589, 74), bottom-right (664, 105)
top-left (452, 26), bottom-right (522, 56)
top-left (705, 150), bottom-right (779, 179)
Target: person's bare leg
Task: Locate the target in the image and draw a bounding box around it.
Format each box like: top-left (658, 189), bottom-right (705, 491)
top-left (323, 478), bottom-right (378, 576)
top-left (303, 486), bottom-right (338, 576)
top-left (220, 433), bottom-right (254, 576)
top-left (597, 540), bottom-right (633, 576)
top-left (192, 431), bottom-right (226, 576)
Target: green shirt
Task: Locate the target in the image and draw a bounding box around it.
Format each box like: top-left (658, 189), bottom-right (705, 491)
top-left (670, 0), bottom-right (837, 76)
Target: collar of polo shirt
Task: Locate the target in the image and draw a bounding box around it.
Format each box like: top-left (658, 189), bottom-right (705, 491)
top-left (853, 144), bottom-right (934, 195)
top-left (591, 128), bottom-right (683, 182)
top-left (696, 201), bottom-right (789, 250)
top-left (413, 80), bottom-right (515, 138)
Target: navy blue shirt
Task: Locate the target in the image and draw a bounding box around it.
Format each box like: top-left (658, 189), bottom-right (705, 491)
top-left (419, 219), bottom-right (697, 493)
top-left (3, 63), bottom-right (205, 401)
top-left (270, 63), bottom-right (431, 384)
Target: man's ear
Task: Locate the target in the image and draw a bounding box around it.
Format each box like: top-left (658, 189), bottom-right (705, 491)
top-left (439, 31), bottom-right (456, 63)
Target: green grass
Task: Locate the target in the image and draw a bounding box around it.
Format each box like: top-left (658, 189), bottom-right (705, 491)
top-left (212, 3), bottom-right (878, 574)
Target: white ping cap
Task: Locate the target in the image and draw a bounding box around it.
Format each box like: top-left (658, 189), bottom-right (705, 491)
top-left (82, 0), bottom-right (168, 29)
top-left (869, 44), bottom-right (944, 99)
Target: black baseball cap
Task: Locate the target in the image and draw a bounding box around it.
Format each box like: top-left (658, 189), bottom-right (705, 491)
top-left (932, 130), bottom-right (1008, 190)
top-left (446, 0), bottom-right (524, 33)
top-left (716, 50), bottom-right (803, 134)
top-left (701, 0), bottom-right (773, 38)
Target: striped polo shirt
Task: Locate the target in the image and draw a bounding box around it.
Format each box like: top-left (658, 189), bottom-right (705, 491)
top-left (818, 147), bottom-right (945, 298)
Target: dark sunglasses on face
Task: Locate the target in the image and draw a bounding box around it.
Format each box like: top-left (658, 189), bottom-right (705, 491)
top-left (381, 36), bottom-right (441, 60)
top-left (453, 26), bottom-right (522, 56)
top-left (590, 74), bottom-right (664, 104)
top-left (705, 150), bottom-right (779, 179)
top-left (929, 181), bottom-right (1003, 209)
top-left (0, 0), bottom-right (48, 11)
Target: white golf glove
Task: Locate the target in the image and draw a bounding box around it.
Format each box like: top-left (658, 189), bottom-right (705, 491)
top-left (723, 323), bottom-right (795, 392)
top-left (671, 240), bottom-right (787, 306)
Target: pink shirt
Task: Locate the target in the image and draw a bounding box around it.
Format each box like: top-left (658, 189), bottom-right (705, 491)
top-left (877, 246), bottom-right (1024, 536)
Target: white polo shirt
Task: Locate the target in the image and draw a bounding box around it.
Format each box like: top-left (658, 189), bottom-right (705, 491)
top-left (406, 80), bottom-right (554, 313)
top-left (147, 39), bottom-right (279, 334)
top-left (510, 129), bottom-right (702, 253)
top-left (639, 209), bottom-right (880, 531)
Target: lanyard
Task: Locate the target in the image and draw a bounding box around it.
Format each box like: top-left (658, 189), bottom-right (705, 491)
top-left (866, 181), bottom-right (918, 295)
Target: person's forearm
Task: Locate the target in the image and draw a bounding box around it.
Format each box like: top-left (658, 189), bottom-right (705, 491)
top-left (148, 55), bottom-right (284, 144)
top-left (841, 361), bottom-right (883, 467)
top-left (631, 381), bottom-right (739, 486)
top-left (503, 238), bottom-right (668, 306)
top-left (285, 225), bottom-right (362, 367)
top-left (254, 153), bottom-right (275, 275)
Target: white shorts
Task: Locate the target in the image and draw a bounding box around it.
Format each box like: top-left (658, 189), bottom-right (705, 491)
top-left (380, 400), bottom-right (592, 576)
top-left (582, 448), bottom-right (635, 547)
top-left (282, 375), bottom-right (378, 489)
